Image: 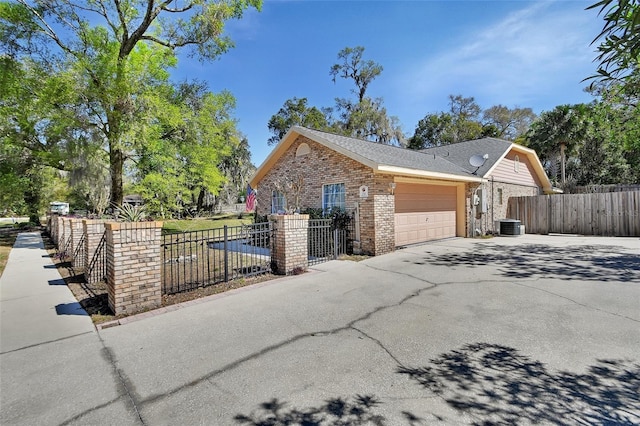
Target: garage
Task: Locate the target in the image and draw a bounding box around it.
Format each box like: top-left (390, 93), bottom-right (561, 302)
top-left (394, 183), bottom-right (457, 246)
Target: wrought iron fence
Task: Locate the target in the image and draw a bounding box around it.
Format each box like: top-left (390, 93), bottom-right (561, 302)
top-left (73, 233), bottom-right (86, 268)
top-left (308, 217), bottom-right (353, 266)
top-left (161, 222), bottom-right (271, 295)
top-left (86, 233), bottom-right (107, 284)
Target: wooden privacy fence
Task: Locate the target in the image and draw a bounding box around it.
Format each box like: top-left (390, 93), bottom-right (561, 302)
top-left (507, 191), bottom-right (640, 237)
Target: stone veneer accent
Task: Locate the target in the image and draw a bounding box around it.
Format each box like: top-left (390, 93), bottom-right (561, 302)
top-left (105, 221), bottom-right (162, 315)
top-left (270, 214), bottom-right (309, 275)
top-left (83, 219), bottom-right (109, 284)
top-left (468, 181), bottom-right (540, 235)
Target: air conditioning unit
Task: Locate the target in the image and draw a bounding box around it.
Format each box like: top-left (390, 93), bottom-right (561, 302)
top-left (499, 219), bottom-right (521, 236)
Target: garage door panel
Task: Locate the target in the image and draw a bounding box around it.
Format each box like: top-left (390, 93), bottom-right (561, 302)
top-left (395, 183), bottom-right (456, 214)
top-left (395, 211), bottom-right (456, 246)
top-left (394, 183), bottom-right (457, 246)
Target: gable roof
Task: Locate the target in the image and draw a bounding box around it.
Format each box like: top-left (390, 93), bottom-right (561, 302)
top-left (421, 138), bottom-right (512, 177)
top-left (422, 138), bottom-right (553, 192)
top-left (251, 126), bottom-right (552, 192)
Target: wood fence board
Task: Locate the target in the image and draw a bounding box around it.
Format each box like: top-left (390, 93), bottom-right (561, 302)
top-left (507, 191), bottom-right (640, 237)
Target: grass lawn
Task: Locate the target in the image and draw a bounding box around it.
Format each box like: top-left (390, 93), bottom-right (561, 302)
top-left (0, 225), bottom-right (19, 278)
top-left (0, 221), bottom-right (39, 278)
top-left (162, 214), bottom-right (254, 234)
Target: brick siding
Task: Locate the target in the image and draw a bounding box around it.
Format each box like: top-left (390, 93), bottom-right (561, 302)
top-left (270, 214), bottom-right (309, 274)
top-left (256, 136), bottom-right (396, 256)
top-left (83, 219), bottom-right (108, 284)
top-left (69, 219), bottom-right (84, 267)
top-left (105, 222), bottom-right (162, 315)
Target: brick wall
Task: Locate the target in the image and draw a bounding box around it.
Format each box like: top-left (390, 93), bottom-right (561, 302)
top-left (373, 194), bottom-right (395, 255)
top-left (105, 221), bottom-right (162, 316)
top-left (56, 216), bottom-right (66, 249)
top-left (83, 219), bottom-right (108, 284)
top-left (270, 214), bottom-right (309, 275)
top-left (256, 136), bottom-right (396, 256)
top-left (69, 219), bottom-right (84, 267)
top-left (60, 217), bottom-right (73, 251)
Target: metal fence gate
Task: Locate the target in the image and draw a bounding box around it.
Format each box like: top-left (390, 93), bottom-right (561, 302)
top-left (308, 218), bottom-right (353, 266)
top-left (161, 222), bottom-right (271, 295)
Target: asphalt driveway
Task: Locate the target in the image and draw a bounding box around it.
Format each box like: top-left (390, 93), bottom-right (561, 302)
top-left (2, 234), bottom-right (639, 425)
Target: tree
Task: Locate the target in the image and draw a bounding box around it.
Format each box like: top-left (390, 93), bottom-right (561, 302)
top-left (330, 46), bottom-right (404, 145)
top-left (334, 97), bottom-right (405, 145)
top-left (409, 95), bottom-right (537, 150)
top-left (587, 0), bottom-right (639, 82)
top-left (0, 53), bottom-right (78, 220)
top-left (330, 46), bottom-right (382, 103)
top-left (216, 136), bottom-right (255, 209)
top-left (407, 112), bottom-right (454, 149)
top-left (135, 83), bottom-right (242, 218)
top-left (524, 105), bottom-right (587, 186)
top-left (482, 105), bottom-right (537, 141)
top-left (524, 94), bottom-right (638, 188)
top-left (1, 0), bottom-right (261, 207)
top-left (267, 97), bottom-right (331, 145)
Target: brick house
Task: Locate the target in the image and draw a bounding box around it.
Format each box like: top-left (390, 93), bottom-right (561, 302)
top-left (250, 126), bottom-right (553, 256)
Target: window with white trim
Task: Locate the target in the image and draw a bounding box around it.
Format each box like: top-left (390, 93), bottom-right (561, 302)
top-left (271, 190), bottom-right (286, 214)
top-left (322, 183), bottom-right (346, 212)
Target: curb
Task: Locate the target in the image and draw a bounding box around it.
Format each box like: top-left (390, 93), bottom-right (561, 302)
top-left (95, 267), bottom-right (324, 330)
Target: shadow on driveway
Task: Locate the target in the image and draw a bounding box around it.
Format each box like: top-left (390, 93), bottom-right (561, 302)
top-left (398, 343), bottom-right (640, 425)
top-left (235, 344), bottom-right (639, 425)
top-left (415, 244), bottom-right (640, 283)
top-left (234, 395), bottom-right (387, 426)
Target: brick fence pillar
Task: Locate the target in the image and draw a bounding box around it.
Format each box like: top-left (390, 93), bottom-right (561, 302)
top-left (373, 194), bottom-right (395, 256)
top-left (58, 217), bottom-right (70, 251)
top-left (50, 215), bottom-right (58, 244)
top-left (270, 214), bottom-right (309, 275)
top-left (69, 219), bottom-right (84, 266)
top-left (105, 221), bottom-right (163, 316)
top-left (83, 219), bottom-right (109, 283)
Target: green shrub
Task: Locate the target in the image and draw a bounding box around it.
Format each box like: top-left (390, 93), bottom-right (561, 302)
top-left (114, 203), bottom-right (147, 222)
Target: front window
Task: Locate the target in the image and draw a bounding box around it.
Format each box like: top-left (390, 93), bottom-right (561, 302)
top-left (322, 183), bottom-right (346, 213)
top-left (272, 190), bottom-right (286, 214)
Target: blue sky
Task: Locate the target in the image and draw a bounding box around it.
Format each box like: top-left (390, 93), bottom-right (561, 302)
top-left (174, 0), bottom-right (604, 167)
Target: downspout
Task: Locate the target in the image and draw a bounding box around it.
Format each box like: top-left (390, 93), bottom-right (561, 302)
top-left (491, 176), bottom-right (494, 234)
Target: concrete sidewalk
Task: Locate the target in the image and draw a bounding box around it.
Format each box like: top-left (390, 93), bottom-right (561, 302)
top-left (0, 232), bottom-right (93, 352)
top-left (0, 232), bottom-right (139, 425)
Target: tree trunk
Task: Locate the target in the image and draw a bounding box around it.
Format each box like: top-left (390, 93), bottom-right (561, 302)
top-left (110, 148), bottom-right (124, 207)
top-left (197, 188), bottom-right (205, 212)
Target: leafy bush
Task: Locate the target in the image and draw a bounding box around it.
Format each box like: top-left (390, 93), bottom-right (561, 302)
top-left (114, 203), bottom-right (147, 222)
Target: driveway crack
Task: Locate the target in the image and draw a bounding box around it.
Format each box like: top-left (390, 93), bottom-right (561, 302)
top-left (511, 281), bottom-right (640, 323)
top-left (350, 325), bottom-right (404, 367)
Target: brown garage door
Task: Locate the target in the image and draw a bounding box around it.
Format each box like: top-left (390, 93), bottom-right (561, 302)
top-left (394, 183), bottom-right (456, 246)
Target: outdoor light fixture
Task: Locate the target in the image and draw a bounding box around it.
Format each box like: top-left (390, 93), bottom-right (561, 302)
top-left (389, 182), bottom-right (396, 195)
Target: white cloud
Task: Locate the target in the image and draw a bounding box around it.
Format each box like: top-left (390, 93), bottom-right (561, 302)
top-left (400, 1), bottom-right (602, 112)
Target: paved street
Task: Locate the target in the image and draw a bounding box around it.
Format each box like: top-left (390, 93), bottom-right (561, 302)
top-left (1, 233), bottom-right (639, 425)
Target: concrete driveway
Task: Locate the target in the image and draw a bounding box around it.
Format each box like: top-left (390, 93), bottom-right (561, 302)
top-left (3, 234), bottom-right (639, 425)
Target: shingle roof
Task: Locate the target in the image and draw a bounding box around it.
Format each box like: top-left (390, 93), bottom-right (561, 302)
top-left (421, 138), bottom-right (514, 177)
top-left (252, 126), bottom-right (552, 191)
top-left (294, 127), bottom-right (480, 178)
